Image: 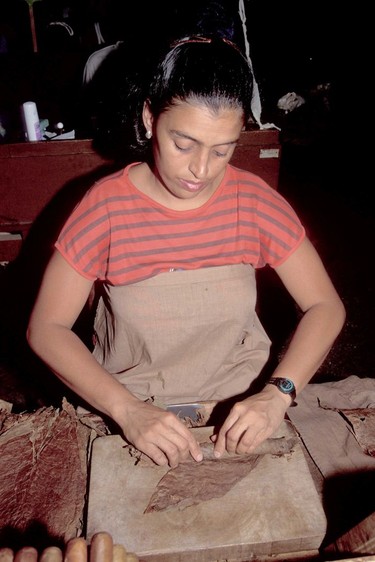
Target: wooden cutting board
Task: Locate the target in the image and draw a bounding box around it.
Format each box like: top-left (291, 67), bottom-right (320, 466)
top-left (86, 421), bottom-right (326, 561)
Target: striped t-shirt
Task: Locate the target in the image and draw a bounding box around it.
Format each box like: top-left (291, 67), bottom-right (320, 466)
top-left (55, 163), bottom-right (305, 285)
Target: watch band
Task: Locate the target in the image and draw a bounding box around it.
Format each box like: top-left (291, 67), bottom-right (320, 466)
top-left (266, 377), bottom-right (297, 406)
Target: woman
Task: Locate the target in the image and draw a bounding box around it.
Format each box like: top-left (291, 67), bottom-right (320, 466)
top-left (27, 35), bottom-right (345, 468)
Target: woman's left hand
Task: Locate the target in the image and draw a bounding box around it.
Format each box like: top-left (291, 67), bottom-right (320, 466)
top-left (212, 386), bottom-right (290, 456)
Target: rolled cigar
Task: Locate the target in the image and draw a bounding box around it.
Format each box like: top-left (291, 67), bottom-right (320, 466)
top-left (64, 538), bottom-right (87, 562)
top-left (14, 548), bottom-right (38, 562)
top-left (199, 436), bottom-right (297, 460)
top-left (40, 547), bottom-right (63, 562)
top-left (0, 548), bottom-right (14, 562)
top-left (132, 434), bottom-right (298, 467)
top-left (112, 546), bottom-right (127, 562)
top-left (89, 533), bottom-right (113, 562)
top-left (125, 555), bottom-right (139, 562)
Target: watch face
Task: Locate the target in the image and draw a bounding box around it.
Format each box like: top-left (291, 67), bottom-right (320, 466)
top-left (267, 378), bottom-right (296, 405)
top-left (279, 378), bottom-right (295, 394)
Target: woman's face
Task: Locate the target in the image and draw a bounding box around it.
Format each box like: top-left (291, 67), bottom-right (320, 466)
top-left (144, 100), bottom-right (244, 207)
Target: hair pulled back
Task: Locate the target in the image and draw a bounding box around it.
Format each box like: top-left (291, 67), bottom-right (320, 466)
top-left (90, 34), bottom-right (253, 161)
top-left (148, 36), bottom-right (253, 119)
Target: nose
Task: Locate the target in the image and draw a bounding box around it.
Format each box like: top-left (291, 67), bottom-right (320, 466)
top-left (188, 149), bottom-right (209, 179)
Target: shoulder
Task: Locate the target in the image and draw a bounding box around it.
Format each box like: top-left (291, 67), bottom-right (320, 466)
top-left (226, 164), bottom-right (277, 196)
top-left (226, 164), bottom-right (295, 210)
top-left (84, 163), bottom-right (137, 200)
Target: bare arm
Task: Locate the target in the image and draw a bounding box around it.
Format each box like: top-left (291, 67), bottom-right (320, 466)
top-left (269, 236), bottom-right (346, 391)
top-left (214, 237), bottom-right (346, 456)
top-left (27, 251), bottom-right (202, 467)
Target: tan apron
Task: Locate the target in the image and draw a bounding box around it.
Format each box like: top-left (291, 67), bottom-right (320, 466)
top-left (93, 264), bottom-right (271, 404)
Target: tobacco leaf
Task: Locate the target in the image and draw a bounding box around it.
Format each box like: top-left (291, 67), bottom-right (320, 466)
top-left (144, 455), bottom-right (261, 513)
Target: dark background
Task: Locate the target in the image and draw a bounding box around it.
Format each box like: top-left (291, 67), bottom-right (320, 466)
top-left (0, 0), bottom-right (340, 140)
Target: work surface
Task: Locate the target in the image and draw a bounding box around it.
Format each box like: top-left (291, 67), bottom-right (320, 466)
top-left (86, 421), bottom-right (326, 562)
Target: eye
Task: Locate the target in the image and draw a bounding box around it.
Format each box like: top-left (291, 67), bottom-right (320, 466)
top-left (215, 143), bottom-right (237, 158)
top-left (174, 141), bottom-right (192, 152)
top-left (214, 149), bottom-right (228, 158)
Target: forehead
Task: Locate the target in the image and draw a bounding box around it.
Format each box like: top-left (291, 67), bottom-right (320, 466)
top-left (158, 100), bottom-right (244, 143)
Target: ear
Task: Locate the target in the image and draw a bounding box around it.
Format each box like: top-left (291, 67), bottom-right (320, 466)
top-left (142, 100), bottom-right (153, 132)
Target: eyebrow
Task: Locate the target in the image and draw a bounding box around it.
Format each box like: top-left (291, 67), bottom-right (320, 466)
top-left (171, 130), bottom-right (240, 147)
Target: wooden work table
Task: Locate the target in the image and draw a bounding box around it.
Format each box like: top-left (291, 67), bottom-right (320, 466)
top-left (86, 421), bottom-right (326, 562)
top-left (0, 129), bottom-right (281, 262)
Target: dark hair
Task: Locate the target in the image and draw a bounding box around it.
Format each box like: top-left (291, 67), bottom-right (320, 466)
top-left (134, 35), bottom-right (253, 149)
top-left (88, 34), bottom-right (253, 162)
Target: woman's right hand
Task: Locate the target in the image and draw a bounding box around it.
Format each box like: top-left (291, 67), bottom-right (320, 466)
top-left (116, 399), bottom-right (203, 468)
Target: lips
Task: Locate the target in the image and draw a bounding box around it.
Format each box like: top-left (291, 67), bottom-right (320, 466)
top-left (179, 179), bottom-right (206, 192)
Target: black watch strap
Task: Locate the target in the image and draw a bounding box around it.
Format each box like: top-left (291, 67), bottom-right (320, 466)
top-left (266, 377), bottom-right (297, 406)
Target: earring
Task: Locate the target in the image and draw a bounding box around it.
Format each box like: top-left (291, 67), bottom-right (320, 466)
top-left (145, 130), bottom-right (152, 139)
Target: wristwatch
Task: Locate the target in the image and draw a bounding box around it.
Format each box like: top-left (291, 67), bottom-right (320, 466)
top-left (266, 377), bottom-right (297, 406)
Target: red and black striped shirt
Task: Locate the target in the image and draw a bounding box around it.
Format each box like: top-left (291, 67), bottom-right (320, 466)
top-left (56, 163), bottom-right (305, 285)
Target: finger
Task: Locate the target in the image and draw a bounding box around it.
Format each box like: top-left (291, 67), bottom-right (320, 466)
top-left (184, 432), bottom-right (203, 462)
top-left (40, 547), bottom-right (63, 562)
top-left (89, 533), bottom-right (113, 562)
top-left (225, 426), bottom-right (247, 454)
top-left (155, 425), bottom-right (202, 466)
top-left (125, 554), bottom-right (139, 562)
top-left (213, 432), bottom-right (226, 457)
top-left (139, 413), bottom-right (202, 466)
top-left (163, 438), bottom-right (187, 468)
top-left (213, 412), bottom-right (239, 457)
top-left (189, 442), bottom-right (203, 462)
top-left (112, 546), bottom-right (127, 562)
top-left (0, 549), bottom-right (14, 562)
top-left (142, 442), bottom-right (169, 466)
top-left (64, 538), bottom-right (87, 562)
top-left (168, 433), bottom-right (203, 465)
top-left (14, 548), bottom-right (37, 562)
top-left (236, 427), bottom-right (269, 454)
top-left (163, 418), bottom-right (203, 462)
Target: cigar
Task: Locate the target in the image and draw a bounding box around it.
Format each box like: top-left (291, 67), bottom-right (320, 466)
top-left (64, 538), bottom-right (87, 562)
top-left (89, 533), bottom-right (113, 562)
top-left (199, 436), bottom-right (297, 460)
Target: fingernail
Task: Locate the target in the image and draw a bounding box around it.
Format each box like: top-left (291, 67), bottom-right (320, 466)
top-left (196, 453), bottom-right (203, 462)
top-left (214, 450), bottom-right (221, 458)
